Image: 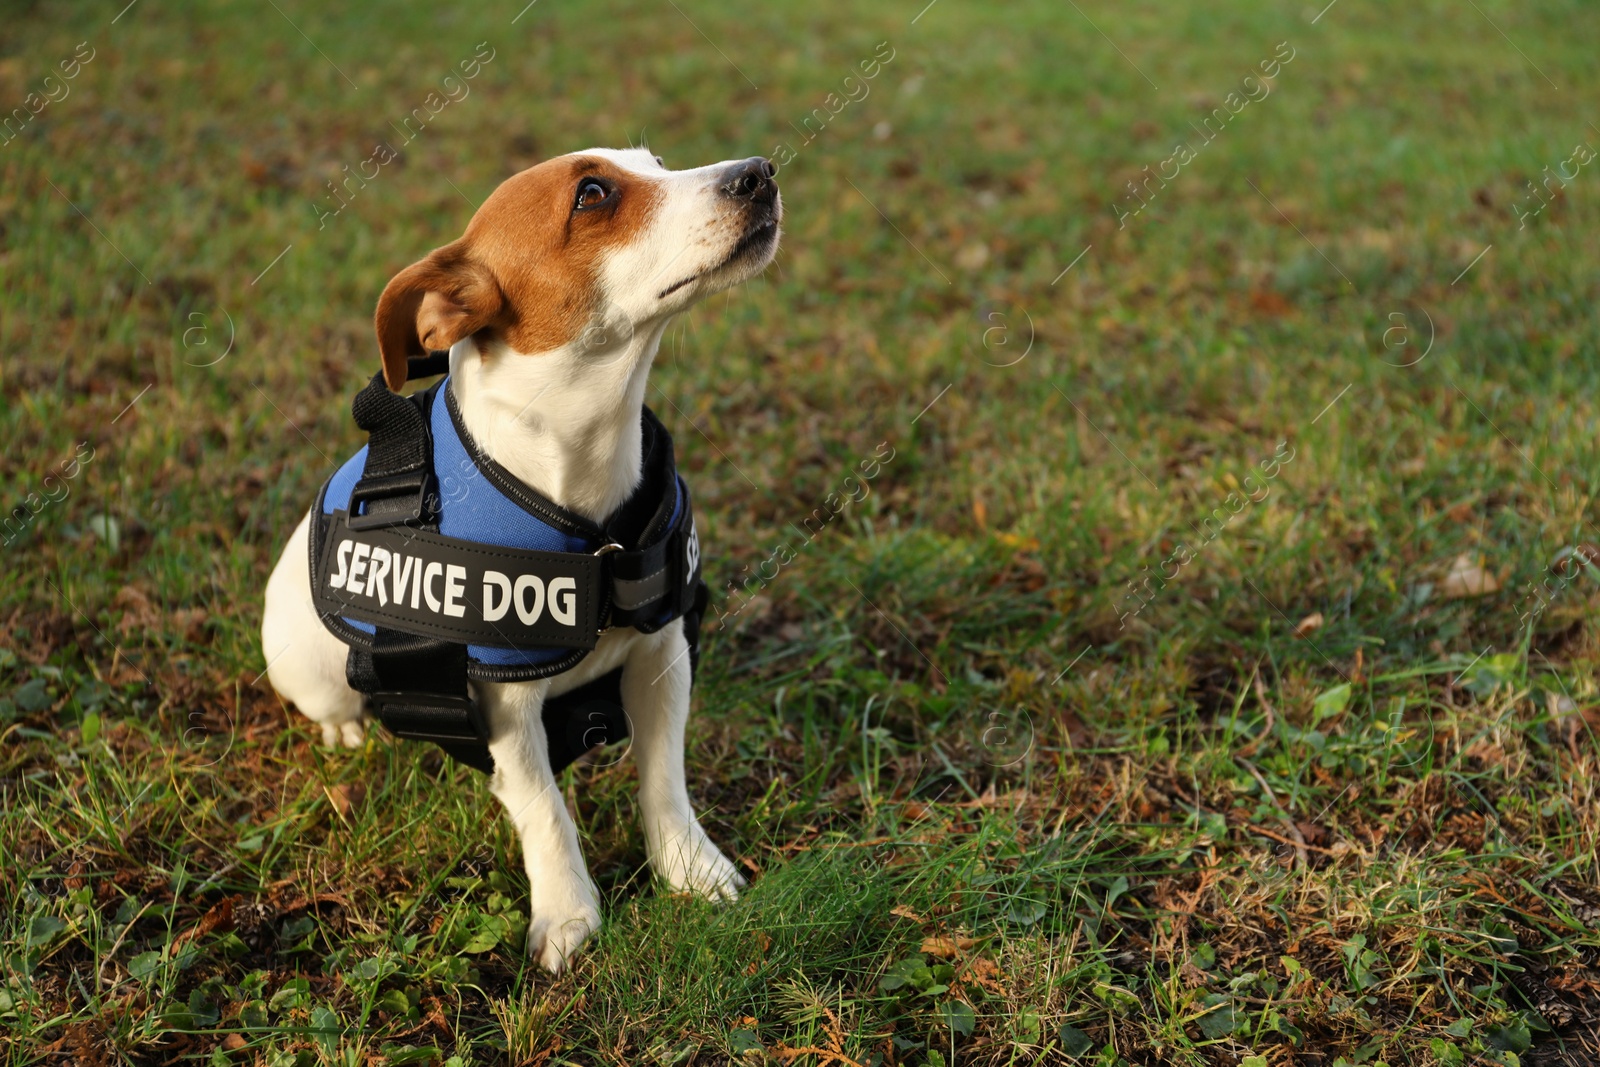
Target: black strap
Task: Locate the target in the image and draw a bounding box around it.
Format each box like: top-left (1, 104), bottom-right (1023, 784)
top-left (344, 359), bottom-right (438, 531)
top-left (342, 357), bottom-right (492, 767)
top-left (336, 355), bottom-right (707, 776)
top-left (542, 669), bottom-right (629, 771)
top-left (348, 632), bottom-right (493, 774)
top-left (608, 477), bottom-right (702, 633)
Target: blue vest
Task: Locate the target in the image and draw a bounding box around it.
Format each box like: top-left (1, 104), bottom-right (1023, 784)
top-left (311, 375), bottom-right (698, 682)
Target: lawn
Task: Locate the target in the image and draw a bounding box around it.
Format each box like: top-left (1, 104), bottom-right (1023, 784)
top-left (3, 0), bottom-right (1599, 1064)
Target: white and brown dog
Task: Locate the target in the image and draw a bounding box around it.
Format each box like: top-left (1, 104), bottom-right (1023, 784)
top-left (261, 148), bottom-right (780, 971)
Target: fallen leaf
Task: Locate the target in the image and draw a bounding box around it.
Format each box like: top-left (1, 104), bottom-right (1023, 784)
top-left (921, 935), bottom-right (977, 958)
top-left (1352, 226), bottom-right (1397, 252)
top-left (996, 531), bottom-right (1041, 552)
top-left (1439, 554), bottom-right (1500, 598)
top-left (113, 584), bottom-right (162, 635)
top-left (890, 905), bottom-right (926, 923)
top-left (955, 242), bottom-right (989, 270)
top-left (172, 896), bottom-right (237, 949)
top-left (972, 495), bottom-right (988, 530)
top-left (1293, 612), bottom-right (1324, 637)
top-left (967, 956), bottom-right (1001, 981)
top-left (1249, 288), bottom-right (1293, 316)
top-left (172, 606), bottom-right (209, 642)
top-left (326, 782), bottom-right (366, 817)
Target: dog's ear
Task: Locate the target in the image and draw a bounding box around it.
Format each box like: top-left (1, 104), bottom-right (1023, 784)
top-left (374, 242), bottom-right (505, 391)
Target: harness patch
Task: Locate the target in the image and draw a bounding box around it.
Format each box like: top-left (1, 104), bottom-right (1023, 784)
top-left (305, 361), bottom-right (709, 773)
top-left (313, 510), bottom-right (603, 650)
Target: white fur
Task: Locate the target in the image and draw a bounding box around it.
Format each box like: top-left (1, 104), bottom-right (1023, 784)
top-left (261, 147), bottom-right (777, 972)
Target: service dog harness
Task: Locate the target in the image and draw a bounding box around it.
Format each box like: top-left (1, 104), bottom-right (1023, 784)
top-left (309, 353), bottom-right (707, 775)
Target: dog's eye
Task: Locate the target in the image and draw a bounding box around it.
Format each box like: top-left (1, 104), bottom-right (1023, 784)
top-left (574, 178), bottom-right (613, 211)
top-left (654, 155), bottom-right (664, 167)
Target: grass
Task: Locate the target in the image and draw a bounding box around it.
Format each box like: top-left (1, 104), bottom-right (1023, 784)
top-left (3, 0), bottom-right (1600, 1063)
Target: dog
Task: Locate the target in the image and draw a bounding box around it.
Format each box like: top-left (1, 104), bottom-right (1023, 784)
top-left (262, 147), bottom-right (780, 971)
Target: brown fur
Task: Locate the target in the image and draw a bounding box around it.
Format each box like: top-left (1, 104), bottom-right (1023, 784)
top-left (373, 154), bottom-right (665, 391)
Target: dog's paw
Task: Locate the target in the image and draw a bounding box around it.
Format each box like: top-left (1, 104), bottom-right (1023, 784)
top-left (525, 898), bottom-right (600, 974)
top-left (655, 831), bottom-right (746, 903)
top-left (318, 719), bottom-right (365, 749)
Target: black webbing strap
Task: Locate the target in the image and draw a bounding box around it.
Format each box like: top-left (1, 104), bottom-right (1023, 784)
top-left (542, 670), bottom-right (629, 771)
top-left (337, 353), bottom-right (706, 776)
top-left (342, 353), bottom-right (497, 769)
top-left (608, 494), bottom-right (698, 631)
top-left (348, 631), bottom-right (492, 774)
top-left (344, 354), bottom-right (438, 531)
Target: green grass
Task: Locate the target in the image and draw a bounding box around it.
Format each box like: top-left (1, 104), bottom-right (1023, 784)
top-left (4, 0), bottom-right (1600, 1063)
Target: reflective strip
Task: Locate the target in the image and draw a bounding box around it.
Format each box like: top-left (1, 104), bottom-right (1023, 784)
top-left (612, 566), bottom-right (670, 611)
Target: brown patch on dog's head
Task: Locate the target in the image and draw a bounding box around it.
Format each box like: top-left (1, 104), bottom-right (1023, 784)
top-left (373, 153), bottom-right (665, 391)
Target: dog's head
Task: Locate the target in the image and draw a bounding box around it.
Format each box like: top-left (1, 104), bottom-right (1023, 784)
top-left (373, 147), bottom-right (781, 390)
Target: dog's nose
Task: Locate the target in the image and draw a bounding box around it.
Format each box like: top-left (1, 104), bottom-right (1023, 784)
top-left (720, 157), bottom-right (777, 204)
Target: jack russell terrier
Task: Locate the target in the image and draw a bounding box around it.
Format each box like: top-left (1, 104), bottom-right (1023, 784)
top-left (262, 147), bottom-right (780, 971)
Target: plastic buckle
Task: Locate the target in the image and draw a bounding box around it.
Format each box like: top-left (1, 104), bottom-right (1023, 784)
top-left (347, 470), bottom-right (430, 531)
top-left (371, 690), bottom-right (487, 744)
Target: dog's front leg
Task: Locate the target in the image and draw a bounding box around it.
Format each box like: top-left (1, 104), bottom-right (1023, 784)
top-left (622, 623), bottom-right (745, 901)
top-left (481, 680), bottom-right (601, 973)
